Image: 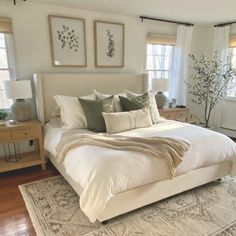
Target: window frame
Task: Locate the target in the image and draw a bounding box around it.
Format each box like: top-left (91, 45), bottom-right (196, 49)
top-left (226, 47), bottom-right (236, 99)
top-left (146, 43), bottom-right (175, 90)
top-left (0, 33), bottom-right (14, 109)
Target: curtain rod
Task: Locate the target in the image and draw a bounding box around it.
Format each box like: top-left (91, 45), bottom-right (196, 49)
top-left (140, 16), bottom-right (194, 26)
top-left (214, 21), bottom-right (236, 27)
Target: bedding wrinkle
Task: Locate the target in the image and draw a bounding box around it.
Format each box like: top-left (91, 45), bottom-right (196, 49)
top-left (56, 133), bottom-right (189, 177)
top-left (56, 132), bottom-right (189, 223)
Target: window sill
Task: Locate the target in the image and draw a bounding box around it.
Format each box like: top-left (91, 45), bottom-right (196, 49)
top-left (224, 97), bottom-right (236, 102)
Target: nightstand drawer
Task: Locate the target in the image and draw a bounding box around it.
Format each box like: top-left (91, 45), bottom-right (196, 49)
top-left (159, 108), bottom-right (189, 122)
top-left (11, 128), bottom-right (38, 140)
top-left (164, 113), bottom-right (173, 119)
top-left (0, 132), bottom-right (11, 143)
top-left (172, 111), bottom-right (186, 119)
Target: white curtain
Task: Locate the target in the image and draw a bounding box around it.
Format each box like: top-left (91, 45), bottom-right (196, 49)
top-left (213, 25), bottom-right (230, 63)
top-left (212, 25), bottom-right (230, 128)
top-left (5, 33), bottom-right (17, 80)
top-left (169, 24), bottom-right (193, 106)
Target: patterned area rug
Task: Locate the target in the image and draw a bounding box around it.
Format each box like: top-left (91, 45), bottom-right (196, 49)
top-left (19, 176), bottom-right (236, 236)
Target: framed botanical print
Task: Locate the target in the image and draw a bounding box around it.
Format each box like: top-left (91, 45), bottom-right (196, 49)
top-left (94, 21), bottom-right (124, 67)
top-left (49, 15), bottom-right (87, 67)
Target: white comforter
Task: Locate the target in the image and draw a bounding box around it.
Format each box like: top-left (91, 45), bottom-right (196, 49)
top-left (45, 120), bottom-right (236, 222)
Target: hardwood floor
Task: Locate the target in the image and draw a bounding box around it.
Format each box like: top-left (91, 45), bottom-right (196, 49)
top-left (231, 137), bottom-right (236, 142)
top-left (0, 163), bottom-right (59, 236)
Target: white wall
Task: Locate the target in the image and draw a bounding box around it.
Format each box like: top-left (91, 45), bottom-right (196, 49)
top-left (188, 26), bottom-right (215, 123)
top-left (0, 0), bottom-right (212, 119)
top-left (0, 0), bottom-right (177, 78)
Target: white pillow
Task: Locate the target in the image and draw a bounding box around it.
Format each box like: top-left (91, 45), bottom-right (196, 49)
top-left (53, 94), bottom-right (95, 129)
top-left (93, 90), bottom-right (126, 112)
top-left (103, 108), bottom-right (152, 134)
top-left (124, 90), bottom-right (160, 124)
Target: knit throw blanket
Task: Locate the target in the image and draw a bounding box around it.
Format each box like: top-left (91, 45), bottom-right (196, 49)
top-left (56, 133), bottom-right (190, 177)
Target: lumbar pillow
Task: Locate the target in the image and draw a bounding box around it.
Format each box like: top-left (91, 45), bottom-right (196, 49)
top-left (103, 108), bottom-right (152, 134)
top-left (93, 90), bottom-right (126, 112)
top-left (119, 93), bottom-right (149, 111)
top-left (124, 90), bottom-right (160, 124)
top-left (79, 96), bottom-right (114, 132)
top-left (53, 94), bottom-right (95, 129)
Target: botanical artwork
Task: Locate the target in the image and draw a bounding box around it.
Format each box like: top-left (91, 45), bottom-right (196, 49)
top-left (49, 15), bottom-right (87, 67)
top-left (106, 29), bottom-right (115, 57)
top-left (94, 21), bottom-right (124, 67)
top-left (57, 25), bottom-right (79, 52)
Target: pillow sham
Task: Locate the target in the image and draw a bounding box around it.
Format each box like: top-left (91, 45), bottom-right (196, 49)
top-left (124, 90), bottom-right (160, 124)
top-left (119, 94), bottom-right (149, 111)
top-left (53, 94), bottom-right (95, 129)
top-left (103, 108), bottom-right (152, 134)
top-left (93, 90), bottom-right (126, 112)
top-left (79, 96), bottom-right (114, 132)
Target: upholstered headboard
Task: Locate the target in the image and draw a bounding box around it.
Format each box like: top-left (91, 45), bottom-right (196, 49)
top-left (33, 73), bottom-right (149, 123)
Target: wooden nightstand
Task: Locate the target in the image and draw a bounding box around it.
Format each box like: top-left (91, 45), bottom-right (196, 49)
top-left (0, 120), bottom-right (46, 173)
top-left (159, 107), bottom-right (189, 122)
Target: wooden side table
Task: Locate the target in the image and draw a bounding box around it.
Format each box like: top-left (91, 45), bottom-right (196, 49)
top-left (0, 120), bottom-right (46, 173)
top-left (159, 107), bottom-right (189, 122)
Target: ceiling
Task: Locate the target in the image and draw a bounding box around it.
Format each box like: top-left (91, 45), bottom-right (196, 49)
top-left (30, 0), bottom-right (235, 26)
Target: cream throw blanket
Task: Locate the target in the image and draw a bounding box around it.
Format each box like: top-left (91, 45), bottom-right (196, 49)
top-left (56, 133), bottom-right (189, 177)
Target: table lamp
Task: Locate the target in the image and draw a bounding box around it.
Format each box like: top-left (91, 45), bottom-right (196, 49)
top-left (152, 78), bottom-right (170, 109)
top-left (4, 80), bottom-right (32, 122)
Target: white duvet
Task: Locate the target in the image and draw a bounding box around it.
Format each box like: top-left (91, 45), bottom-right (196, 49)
top-left (44, 120), bottom-right (236, 223)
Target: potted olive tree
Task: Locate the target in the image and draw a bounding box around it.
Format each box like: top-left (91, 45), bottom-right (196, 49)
top-left (189, 51), bottom-right (236, 128)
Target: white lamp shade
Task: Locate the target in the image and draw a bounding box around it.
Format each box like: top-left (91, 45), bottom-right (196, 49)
top-left (4, 80), bottom-right (32, 99)
top-left (152, 78), bottom-right (170, 92)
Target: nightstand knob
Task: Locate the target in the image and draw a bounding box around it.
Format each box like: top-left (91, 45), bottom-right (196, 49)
top-left (25, 132), bottom-right (28, 135)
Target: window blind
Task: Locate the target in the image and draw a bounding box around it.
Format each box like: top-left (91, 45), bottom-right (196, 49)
top-left (229, 35), bottom-right (236, 48)
top-left (0, 17), bottom-right (12, 34)
top-left (147, 33), bottom-right (176, 45)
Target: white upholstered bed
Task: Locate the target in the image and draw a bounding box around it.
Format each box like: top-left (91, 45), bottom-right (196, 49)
top-left (33, 73), bottom-right (236, 223)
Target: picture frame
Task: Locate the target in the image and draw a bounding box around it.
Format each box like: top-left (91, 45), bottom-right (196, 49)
top-left (48, 15), bottom-right (87, 67)
top-left (94, 21), bottom-right (124, 67)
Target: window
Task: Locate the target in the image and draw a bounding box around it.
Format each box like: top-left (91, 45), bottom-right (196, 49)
top-left (228, 47), bottom-right (236, 98)
top-left (0, 33), bottom-right (12, 108)
top-left (146, 33), bottom-right (175, 91)
top-left (146, 44), bottom-right (174, 80)
top-left (0, 17), bottom-right (15, 109)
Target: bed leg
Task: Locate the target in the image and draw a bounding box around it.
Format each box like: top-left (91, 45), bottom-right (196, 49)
top-left (101, 220), bottom-right (108, 225)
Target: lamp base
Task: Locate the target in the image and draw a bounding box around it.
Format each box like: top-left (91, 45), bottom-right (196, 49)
top-left (155, 92), bottom-right (167, 109)
top-left (11, 99), bottom-right (32, 122)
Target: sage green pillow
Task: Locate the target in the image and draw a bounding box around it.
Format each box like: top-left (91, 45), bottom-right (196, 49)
top-left (79, 96), bottom-right (114, 132)
top-left (119, 93), bottom-right (149, 111)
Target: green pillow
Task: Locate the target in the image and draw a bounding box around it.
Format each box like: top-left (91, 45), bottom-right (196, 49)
top-left (79, 96), bottom-right (114, 132)
top-left (119, 93), bottom-right (149, 111)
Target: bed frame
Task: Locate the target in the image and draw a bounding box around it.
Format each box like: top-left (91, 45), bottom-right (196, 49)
top-left (33, 72), bottom-right (236, 222)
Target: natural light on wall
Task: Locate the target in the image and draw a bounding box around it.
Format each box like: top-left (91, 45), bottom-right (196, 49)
top-left (0, 17), bottom-right (16, 109)
top-left (228, 35), bottom-right (236, 98)
top-left (146, 33), bottom-right (176, 91)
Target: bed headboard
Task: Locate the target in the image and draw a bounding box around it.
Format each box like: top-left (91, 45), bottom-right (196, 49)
top-left (33, 73), bottom-right (149, 124)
